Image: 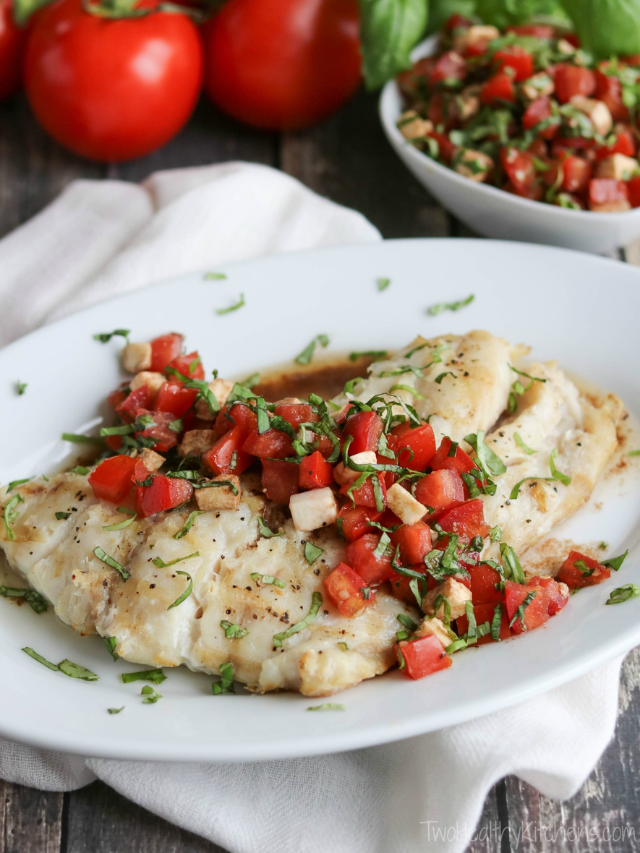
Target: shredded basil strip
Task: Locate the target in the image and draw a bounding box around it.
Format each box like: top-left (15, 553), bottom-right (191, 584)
top-left (122, 668), bottom-right (166, 684)
top-left (152, 551), bottom-right (199, 569)
top-left (250, 572), bottom-right (286, 590)
top-left (295, 334), bottom-right (330, 366)
top-left (22, 647), bottom-right (59, 671)
top-left (0, 585), bottom-right (47, 614)
top-left (141, 685), bottom-right (162, 704)
top-left (273, 591), bottom-right (322, 648)
top-left (103, 636), bottom-right (118, 661)
top-left (93, 546), bottom-right (130, 580)
top-left (350, 350), bottom-right (388, 361)
top-left (55, 511), bottom-right (72, 520)
top-left (167, 570), bottom-right (193, 610)
top-left (509, 365), bottom-right (546, 384)
top-left (509, 591), bottom-right (537, 631)
top-left (7, 478), bottom-right (31, 492)
top-left (490, 603), bottom-right (504, 641)
top-left (304, 540), bottom-right (323, 565)
top-left (3, 493), bottom-right (24, 542)
top-left (397, 613), bottom-right (418, 633)
top-left (427, 294), bottom-right (474, 316)
top-left (173, 510), bottom-right (204, 540)
top-left (307, 703), bottom-right (345, 711)
top-left (216, 294), bottom-right (245, 315)
top-left (573, 559), bottom-right (594, 577)
top-left (204, 271), bottom-right (226, 280)
top-left (514, 432), bottom-right (536, 455)
top-left (510, 475), bottom-right (559, 500)
top-left (58, 659), bottom-right (99, 681)
top-left (102, 513), bottom-right (137, 531)
top-left (464, 430), bottom-right (507, 477)
top-left (377, 277), bottom-right (390, 292)
top-left (435, 372), bottom-right (457, 384)
top-left (108, 707), bottom-right (124, 714)
top-left (62, 432), bottom-right (104, 445)
top-left (213, 661), bottom-right (234, 695)
top-left (629, 450), bottom-right (640, 457)
top-left (549, 449), bottom-right (571, 487)
top-left (606, 584), bottom-right (640, 605)
top-left (258, 517), bottom-right (282, 538)
top-left (164, 367), bottom-right (220, 415)
top-left (500, 543), bottom-right (526, 584)
top-left (490, 525), bottom-right (502, 543)
top-left (221, 620), bottom-right (249, 638)
top-left (16, 381), bottom-right (27, 396)
top-left (93, 329), bottom-right (130, 343)
top-left (193, 479), bottom-right (239, 495)
top-left (602, 550), bottom-right (629, 571)
top-left (100, 424), bottom-right (135, 436)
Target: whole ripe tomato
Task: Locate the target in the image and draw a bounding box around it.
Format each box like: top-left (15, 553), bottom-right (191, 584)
top-left (0, 0), bottom-right (26, 100)
top-left (201, 0), bottom-right (362, 131)
top-left (23, 0), bottom-right (203, 162)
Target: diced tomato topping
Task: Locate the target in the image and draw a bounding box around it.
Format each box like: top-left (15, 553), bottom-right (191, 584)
top-left (522, 96), bottom-right (559, 139)
top-left (154, 382), bottom-right (197, 419)
top-left (396, 56), bottom-right (435, 99)
top-left (494, 45), bottom-right (533, 82)
top-left (431, 437), bottom-right (476, 476)
top-left (480, 72), bottom-right (515, 105)
top-left (553, 153), bottom-right (592, 193)
top-left (342, 411), bottom-right (384, 455)
top-left (535, 576), bottom-right (570, 614)
top-left (557, 550), bottom-right (611, 589)
top-left (214, 403), bottom-right (257, 439)
top-left (430, 50), bottom-right (466, 85)
top-left (414, 469), bottom-right (465, 515)
top-left (166, 351), bottom-right (205, 381)
top-left (438, 499), bottom-right (490, 544)
top-left (554, 64), bottom-right (595, 103)
top-left (594, 67), bottom-right (629, 121)
top-left (427, 129), bottom-right (456, 163)
top-left (589, 178), bottom-right (629, 207)
top-left (274, 403), bottom-right (317, 428)
top-left (134, 409), bottom-right (178, 453)
top-left (506, 24), bottom-right (556, 38)
top-left (116, 385), bottom-right (151, 424)
top-left (337, 504), bottom-right (383, 543)
top-left (396, 635), bottom-right (452, 679)
top-left (299, 450), bottom-right (334, 490)
top-left (88, 455), bottom-right (137, 504)
top-left (468, 562), bottom-right (504, 605)
top-left (261, 459), bottom-right (299, 504)
top-left (504, 580), bottom-right (550, 634)
top-left (203, 426), bottom-right (253, 476)
top-left (346, 533), bottom-right (394, 585)
top-left (105, 435), bottom-right (123, 451)
top-left (340, 473), bottom-right (386, 509)
top-left (394, 423), bottom-right (436, 471)
top-left (135, 473), bottom-right (193, 519)
top-left (242, 428), bottom-right (294, 459)
top-left (390, 521), bottom-right (433, 565)
top-left (324, 562), bottom-right (373, 617)
top-left (108, 387), bottom-right (128, 411)
top-left (444, 13), bottom-right (472, 32)
top-left (389, 573), bottom-right (422, 607)
top-left (628, 176), bottom-right (640, 208)
top-left (500, 146), bottom-right (537, 195)
top-left (457, 602), bottom-right (511, 644)
top-left (595, 125), bottom-right (636, 160)
top-left (149, 333), bottom-right (183, 373)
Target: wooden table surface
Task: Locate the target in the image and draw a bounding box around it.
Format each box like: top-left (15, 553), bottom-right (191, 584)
top-left (1, 89), bottom-right (640, 853)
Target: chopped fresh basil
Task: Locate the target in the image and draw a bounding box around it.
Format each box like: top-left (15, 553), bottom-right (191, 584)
top-left (58, 660), bottom-right (99, 681)
top-left (304, 540), bottom-right (323, 565)
top-left (55, 511), bottom-right (72, 521)
top-left (273, 591), bottom-right (322, 647)
top-left (360, 586), bottom-right (372, 600)
top-left (3, 493), bottom-right (24, 541)
top-left (93, 546), bottom-right (130, 580)
top-left (216, 294), bottom-right (245, 315)
top-left (22, 647), bottom-right (59, 671)
top-left (445, 638), bottom-right (469, 655)
top-left (62, 432), bottom-right (104, 445)
top-left (427, 294), bottom-right (474, 316)
top-left (295, 334), bottom-right (330, 366)
top-left (212, 661), bottom-right (234, 695)
top-left (173, 511), bottom-right (204, 540)
top-left (70, 466), bottom-right (90, 476)
top-left (629, 450), bottom-right (640, 457)
top-left (500, 543), bottom-right (526, 584)
top-left (220, 620), bottom-right (249, 639)
top-left (100, 425), bottom-right (135, 437)
top-left (573, 559), bottom-right (594, 577)
top-left (108, 707), bottom-right (124, 714)
top-left (514, 432), bottom-right (536, 455)
top-left (509, 591), bottom-right (537, 631)
top-left (164, 367), bottom-right (220, 415)
top-left (102, 513), bottom-right (137, 531)
top-left (606, 584), bottom-right (640, 605)
top-left (490, 603), bottom-right (504, 641)
top-left (378, 364), bottom-right (424, 378)
top-left (16, 381), bottom-right (27, 396)
top-left (7, 478), bottom-right (31, 492)
top-left (307, 703), bottom-right (345, 711)
top-left (509, 365), bottom-right (546, 384)
top-left (349, 350), bottom-right (388, 362)
top-left (204, 272), bottom-right (226, 280)
top-left (377, 277), bottom-right (390, 291)
top-left (464, 430), bottom-right (507, 477)
top-left (549, 449), bottom-right (571, 487)
top-left (168, 418), bottom-right (183, 434)
top-left (389, 383), bottom-right (424, 400)
top-left (167, 571), bottom-right (193, 610)
top-left (489, 525), bottom-right (502, 543)
top-left (435, 372), bottom-right (457, 384)
top-left (397, 613), bottom-right (418, 633)
top-left (152, 551), bottom-right (199, 569)
top-left (0, 585), bottom-right (47, 614)
top-left (121, 669), bottom-right (166, 685)
top-left (141, 685), bottom-right (162, 704)
top-left (338, 641), bottom-right (349, 651)
top-left (192, 479), bottom-right (239, 495)
top-left (250, 572), bottom-right (287, 590)
top-left (258, 517), bottom-right (282, 538)
top-left (602, 550), bottom-right (629, 571)
top-left (103, 636), bottom-right (118, 661)
top-left (93, 329), bottom-right (130, 344)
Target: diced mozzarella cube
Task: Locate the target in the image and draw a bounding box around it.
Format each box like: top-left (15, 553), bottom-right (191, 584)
top-left (386, 483), bottom-right (428, 526)
top-left (569, 96), bottom-right (613, 136)
top-left (129, 371), bottom-right (165, 397)
top-left (195, 378), bottom-right (234, 420)
top-left (398, 110), bottom-right (434, 141)
top-left (289, 487), bottom-right (338, 531)
top-left (422, 578), bottom-right (472, 620)
top-left (416, 616), bottom-right (453, 649)
top-left (194, 475), bottom-right (241, 511)
top-left (595, 154), bottom-right (639, 180)
top-left (521, 72), bottom-right (554, 101)
top-left (455, 150), bottom-right (494, 183)
top-left (333, 451), bottom-right (378, 486)
top-left (122, 342), bottom-right (152, 373)
top-left (453, 25), bottom-right (499, 54)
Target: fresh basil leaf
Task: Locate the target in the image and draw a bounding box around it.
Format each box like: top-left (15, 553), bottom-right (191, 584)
top-left (307, 703), bottom-right (345, 711)
top-left (93, 329), bottom-right (130, 344)
top-left (141, 685), bottom-right (162, 704)
top-left (514, 432), bottom-right (536, 455)
top-left (58, 660), bottom-right (99, 681)
top-left (212, 661), bottom-right (235, 695)
top-left (108, 707), bottom-right (125, 714)
top-left (55, 511), bottom-right (72, 520)
top-left (509, 590), bottom-right (537, 631)
top-left (103, 636), bottom-right (118, 661)
top-left (102, 513), bottom-right (137, 531)
top-left (2, 493), bottom-right (24, 541)
top-left (509, 364), bottom-right (547, 384)
top-left (500, 543), bottom-right (526, 584)
top-left (304, 540), bottom-right (324, 565)
top-left (93, 546), bottom-right (131, 580)
top-left (490, 603), bottom-right (504, 641)
top-left (295, 334), bottom-right (330, 365)
top-left (216, 294), bottom-right (245, 315)
top-left (489, 525), bottom-right (502, 543)
top-left (359, 0), bottom-right (429, 90)
top-left (15, 381), bottom-right (27, 396)
top-left (602, 550), bottom-right (629, 571)
top-left (558, 0), bottom-right (640, 59)
top-left (173, 510), bottom-right (205, 540)
top-left (0, 585), bottom-right (47, 614)
top-left (435, 372), bottom-right (457, 384)
top-left (549, 448), bottom-right (571, 486)
top-left (427, 294), bottom-right (474, 316)
top-left (121, 669), bottom-right (167, 684)
top-left (377, 277), bottom-right (391, 291)
top-left (152, 551), bottom-right (199, 569)
top-left (350, 350), bottom-right (389, 361)
top-left (464, 430), bottom-right (507, 477)
top-left (606, 583), bottom-right (640, 605)
top-left (397, 613), bottom-right (418, 632)
top-left (204, 272), bottom-right (226, 280)
top-left (22, 647), bottom-right (59, 671)
top-left (258, 517), bottom-right (283, 538)
top-left (62, 432), bottom-right (104, 445)
top-left (478, 0), bottom-right (568, 28)
top-left (273, 592), bottom-right (323, 647)
top-left (167, 570), bottom-right (193, 610)
top-left (220, 620), bottom-right (249, 638)
top-left (165, 367), bottom-right (220, 415)
top-left (250, 572), bottom-right (287, 590)
top-left (7, 478), bottom-right (31, 492)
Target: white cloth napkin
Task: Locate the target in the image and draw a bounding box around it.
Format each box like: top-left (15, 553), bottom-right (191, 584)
top-left (0, 161), bottom-right (627, 853)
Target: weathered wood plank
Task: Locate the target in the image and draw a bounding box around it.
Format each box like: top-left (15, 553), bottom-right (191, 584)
top-left (280, 89), bottom-right (449, 239)
top-left (65, 781), bottom-right (225, 853)
top-left (0, 781), bottom-right (63, 853)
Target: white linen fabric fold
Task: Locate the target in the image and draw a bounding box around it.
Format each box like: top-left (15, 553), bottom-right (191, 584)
top-left (0, 161), bottom-right (626, 853)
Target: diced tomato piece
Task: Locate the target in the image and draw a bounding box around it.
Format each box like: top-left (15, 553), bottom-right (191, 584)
top-left (337, 504), bottom-right (383, 543)
top-left (589, 178), bottom-right (629, 207)
top-left (430, 50), bottom-right (466, 85)
top-left (558, 154), bottom-right (592, 193)
top-left (551, 136), bottom-right (595, 156)
top-left (494, 45), bottom-right (533, 82)
top-left (628, 176), bottom-right (640, 208)
top-left (389, 574), bottom-right (421, 607)
top-left (214, 403), bottom-right (257, 439)
top-left (108, 387), bottom-right (128, 411)
top-left (457, 602), bottom-right (510, 644)
top-left (154, 382), bottom-right (197, 419)
top-left (133, 409), bottom-right (178, 453)
top-left (274, 403), bottom-right (317, 428)
top-left (135, 474), bottom-right (193, 519)
top-left (391, 521), bottom-right (433, 565)
top-left (438, 499), bottom-right (490, 544)
top-left (595, 124), bottom-right (636, 160)
top-left (340, 473), bottom-right (387, 509)
top-left (431, 437), bottom-right (476, 476)
top-left (501, 146), bottom-right (537, 195)
top-left (444, 13), bottom-right (472, 32)
top-left (396, 635), bottom-right (452, 679)
top-left (557, 550), bottom-right (611, 590)
top-left (480, 72), bottom-right (515, 105)
top-left (89, 455), bottom-right (137, 504)
top-left (554, 64), bottom-right (595, 103)
top-left (116, 385), bottom-right (151, 424)
top-left (343, 411), bottom-right (384, 455)
top-left (523, 97), bottom-right (559, 139)
top-left (534, 576), bottom-right (570, 615)
top-left (594, 67), bottom-right (629, 121)
top-left (242, 428), bottom-right (294, 459)
top-left (261, 459), bottom-right (299, 504)
top-left (299, 450), bottom-right (334, 490)
top-left (203, 426), bottom-right (253, 476)
top-left (396, 57), bottom-right (435, 99)
top-left (414, 469), bottom-right (465, 515)
top-left (105, 435), bottom-right (123, 451)
top-left (395, 424), bottom-right (436, 471)
top-left (427, 129), bottom-right (456, 163)
top-left (468, 562), bottom-right (504, 605)
top-left (506, 24), bottom-right (556, 38)
top-left (624, 54), bottom-right (640, 66)
top-left (149, 333), bottom-right (183, 373)
top-left (166, 351), bottom-right (205, 381)
top-left (346, 533), bottom-right (393, 585)
top-left (324, 562), bottom-right (373, 617)
top-left (428, 91), bottom-right (448, 127)
top-left (504, 580), bottom-right (550, 634)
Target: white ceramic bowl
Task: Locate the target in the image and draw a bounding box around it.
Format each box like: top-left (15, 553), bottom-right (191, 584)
top-left (379, 36), bottom-right (640, 254)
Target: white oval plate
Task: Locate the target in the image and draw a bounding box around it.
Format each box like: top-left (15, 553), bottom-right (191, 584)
top-left (1, 239), bottom-right (640, 763)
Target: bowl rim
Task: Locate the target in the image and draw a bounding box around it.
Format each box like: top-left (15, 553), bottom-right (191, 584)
top-left (379, 34), bottom-right (640, 223)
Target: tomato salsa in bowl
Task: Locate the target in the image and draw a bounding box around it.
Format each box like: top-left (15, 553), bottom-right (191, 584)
top-left (379, 18), bottom-right (640, 253)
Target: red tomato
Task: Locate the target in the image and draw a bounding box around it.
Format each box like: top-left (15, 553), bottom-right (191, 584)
top-left (214, 403), bottom-right (257, 439)
top-left (340, 473), bottom-right (386, 509)
top-left (136, 473), bottom-right (193, 518)
top-left (201, 0), bottom-right (361, 131)
top-left (494, 46), bottom-right (533, 82)
top-left (523, 97), bottom-right (559, 139)
top-left (589, 178), bottom-right (629, 207)
top-left (559, 154), bottom-right (592, 193)
top-left (468, 562), bottom-right (504, 605)
top-left (444, 13), bottom-right (472, 32)
top-left (274, 403), bottom-right (317, 428)
top-left (204, 427), bottom-right (253, 475)
top-left (395, 424), bottom-right (436, 471)
top-left (108, 387), bottom-right (128, 411)
top-left (346, 533), bottom-right (393, 585)
top-left (457, 602), bottom-right (510, 644)
top-left (557, 550), bottom-right (611, 589)
top-left (594, 67), bottom-right (629, 121)
top-left (500, 147), bottom-right (537, 195)
top-left (628, 176), bottom-right (640, 208)
top-left (480, 72), bottom-right (515, 106)
top-left (390, 521), bottom-right (433, 565)
top-left (430, 50), bottom-right (466, 85)
top-left (535, 576), bottom-right (569, 615)
top-left (24, 0), bottom-right (203, 162)
top-left (0, 0), bottom-right (26, 100)
top-left (243, 428), bottom-right (294, 459)
top-left (438, 499), bottom-right (490, 544)
top-left (431, 437), bottom-right (476, 476)
top-left (595, 125), bottom-right (636, 160)
top-left (135, 409), bottom-right (178, 453)
top-left (554, 64), bottom-right (595, 104)
top-left (324, 562), bottom-right (373, 617)
top-left (261, 459), bottom-right (299, 504)
top-left (299, 450), bottom-right (334, 490)
top-left (389, 573), bottom-right (421, 607)
top-left (150, 334), bottom-right (183, 373)
top-left (414, 468), bottom-right (465, 515)
top-left (504, 581), bottom-right (550, 634)
top-left (116, 385), bottom-right (151, 423)
top-left (427, 130), bottom-right (456, 163)
top-left (397, 56), bottom-right (435, 100)
top-left (88, 455), bottom-right (137, 503)
top-left (166, 351), bottom-right (205, 381)
top-left (396, 635), bottom-right (452, 679)
top-left (337, 504), bottom-right (382, 543)
top-left (343, 411), bottom-right (384, 455)
top-left (506, 24), bottom-right (556, 38)
top-left (154, 382), bottom-right (197, 419)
